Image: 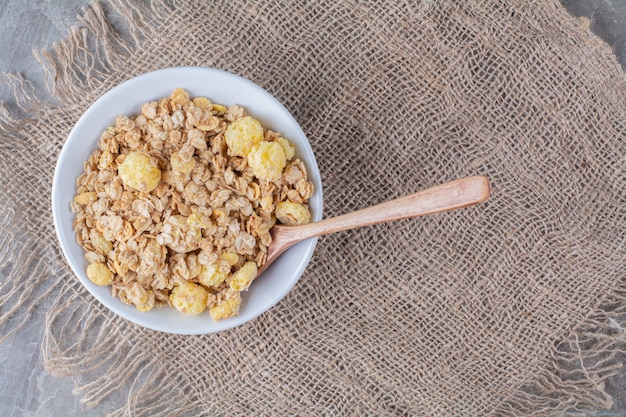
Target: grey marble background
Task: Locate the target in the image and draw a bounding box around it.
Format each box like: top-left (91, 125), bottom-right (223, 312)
top-left (0, 1), bottom-right (625, 416)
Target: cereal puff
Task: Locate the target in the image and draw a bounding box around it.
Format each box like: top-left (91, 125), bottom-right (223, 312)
top-left (118, 152), bottom-right (161, 192)
top-left (209, 290), bottom-right (242, 321)
top-left (224, 115), bottom-right (264, 157)
top-left (170, 281), bottom-right (208, 315)
top-left (199, 263), bottom-right (229, 288)
top-left (247, 141), bottom-right (287, 181)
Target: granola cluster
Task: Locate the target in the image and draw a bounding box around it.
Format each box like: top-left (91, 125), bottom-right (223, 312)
top-left (71, 88), bottom-right (314, 320)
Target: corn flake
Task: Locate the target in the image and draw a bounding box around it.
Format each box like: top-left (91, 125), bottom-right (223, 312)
top-left (275, 202), bottom-right (312, 225)
top-left (87, 263), bottom-right (113, 286)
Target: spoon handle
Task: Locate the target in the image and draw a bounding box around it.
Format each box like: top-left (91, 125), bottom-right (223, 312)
top-left (286, 175), bottom-right (490, 241)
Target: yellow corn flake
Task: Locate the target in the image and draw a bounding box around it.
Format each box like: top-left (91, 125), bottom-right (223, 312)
top-left (198, 263), bottom-right (228, 288)
top-left (74, 192), bottom-right (98, 205)
top-left (212, 103), bottom-right (228, 113)
top-left (136, 302), bottom-right (153, 313)
top-left (275, 137), bottom-right (295, 160)
top-left (224, 116), bottom-right (264, 157)
top-left (187, 212), bottom-right (211, 229)
top-left (275, 201), bottom-right (311, 225)
top-left (170, 281), bottom-right (207, 315)
top-left (220, 252), bottom-right (239, 267)
top-left (192, 96), bottom-right (212, 110)
top-left (247, 141), bottom-right (286, 181)
top-left (170, 88), bottom-right (190, 108)
top-left (86, 263), bottom-right (113, 286)
top-left (229, 261), bottom-right (258, 291)
top-left (209, 291), bottom-right (242, 321)
top-left (118, 152), bottom-right (161, 193)
top-left (170, 151), bottom-right (196, 173)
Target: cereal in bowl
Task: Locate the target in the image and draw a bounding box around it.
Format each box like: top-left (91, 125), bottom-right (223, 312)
top-left (71, 88), bottom-right (314, 320)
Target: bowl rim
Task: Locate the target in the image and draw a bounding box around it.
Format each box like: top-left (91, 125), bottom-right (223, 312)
top-left (52, 66), bottom-right (323, 334)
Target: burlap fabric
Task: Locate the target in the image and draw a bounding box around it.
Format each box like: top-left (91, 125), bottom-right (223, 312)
top-left (1, 0), bottom-right (625, 415)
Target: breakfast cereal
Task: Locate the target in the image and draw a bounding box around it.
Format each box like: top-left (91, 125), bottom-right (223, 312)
top-left (71, 88), bottom-right (314, 320)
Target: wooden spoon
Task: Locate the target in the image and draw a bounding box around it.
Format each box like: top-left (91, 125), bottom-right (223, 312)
top-left (256, 175), bottom-right (491, 277)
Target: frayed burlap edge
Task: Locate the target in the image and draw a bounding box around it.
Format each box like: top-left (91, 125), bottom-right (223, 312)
top-left (0, 1), bottom-right (624, 415)
top-left (496, 307), bottom-right (626, 415)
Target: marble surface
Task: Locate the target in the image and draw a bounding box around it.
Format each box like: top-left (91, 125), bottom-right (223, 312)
top-left (1, 1), bottom-right (625, 415)
top-left (0, 1), bottom-right (85, 104)
top-left (562, 0), bottom-right (626, 68)
top-left (0, 3), bottom-right (102, 415)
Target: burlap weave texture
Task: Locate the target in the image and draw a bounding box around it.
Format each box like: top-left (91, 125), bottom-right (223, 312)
top-left (1, 0), bottom-right (625, 415)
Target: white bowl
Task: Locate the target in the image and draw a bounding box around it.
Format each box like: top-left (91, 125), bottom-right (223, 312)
top-left (52, 67), bottom-right (323, 335)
